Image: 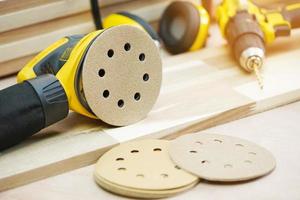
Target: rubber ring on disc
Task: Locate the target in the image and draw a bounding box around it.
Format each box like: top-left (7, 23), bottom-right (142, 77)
top-left (159, 1), bottom-right (200, 54)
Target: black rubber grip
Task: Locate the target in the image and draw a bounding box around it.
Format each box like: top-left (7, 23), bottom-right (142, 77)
top-left (0, 74), bottom-right (69, 150)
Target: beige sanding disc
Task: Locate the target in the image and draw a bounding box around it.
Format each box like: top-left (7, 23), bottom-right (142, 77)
top-left (169, 133), bottom-right (276, 182)
top-left (94, 174), bottom-right (198, 199)
top-left (82, 25), bottom-right (162, 126)
top-left (94, 139), bottom-right (198, 192)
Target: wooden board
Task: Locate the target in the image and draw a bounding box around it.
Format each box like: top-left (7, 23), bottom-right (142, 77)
top-left (0, 21), bottom-right (163, 77)
top-left (0, 30), bottom-right (300, 192)
top-left (0, 12), bottom-right (214, 78)
top-left (0, 0), bottom-right (182, 63)
top-left (2, 101), bottom-right (300, 200)
top-left (0, 0), bottom-right (132, 32)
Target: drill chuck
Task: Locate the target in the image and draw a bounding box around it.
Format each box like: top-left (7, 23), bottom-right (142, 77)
top-left (225, 11), bottom-right (265, 72)
top-left (240, 47), bottom-right (264, 72)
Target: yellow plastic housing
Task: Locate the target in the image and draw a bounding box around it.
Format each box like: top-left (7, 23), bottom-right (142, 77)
top-left (17, 30), bottom-right (104, 119)
top-left (216, 0), bottom-right (292, 44)
top-left (189, 4), bottom-right (210, 51)
top-left (103, 13), bottom-right (145, 32)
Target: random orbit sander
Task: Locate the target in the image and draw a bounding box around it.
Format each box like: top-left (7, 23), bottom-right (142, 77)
top-left (0, 25), bottom-right (162, 150)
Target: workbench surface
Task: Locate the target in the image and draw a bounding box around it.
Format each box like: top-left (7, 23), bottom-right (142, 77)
top-left (1, 19), bottom-right (300, 199)
top-left (1, 101), bottom-right (300, 200)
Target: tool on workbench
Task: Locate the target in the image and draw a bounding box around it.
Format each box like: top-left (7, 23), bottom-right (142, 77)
top-left (0, 25), bottom-right (162, 150)
top-left (101, 1), bottom-right (210, 54)
top-left (217, 0), bottom-right (300, 89)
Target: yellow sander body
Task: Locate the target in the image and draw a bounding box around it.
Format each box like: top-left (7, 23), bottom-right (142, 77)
top-left (17, 25), bottom-right (162, 126)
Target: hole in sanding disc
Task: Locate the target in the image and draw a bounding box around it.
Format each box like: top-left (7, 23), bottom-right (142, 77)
top-left (107, 49), bottom-right (114, 58)
top-left (103, 90), bottom-right (109, 98)
top-left (139, 53), bottom-right (145, 61)
top-left (143, 73), bottom-right (149, 81)
top-left (124, 43), bottom-right (131, 51)
top-left (118, 100), bottom-right (124, 108)
top-left (134, 92), bottom-right (141, 101)
top-left (98, 69), bottom-right (105, 77)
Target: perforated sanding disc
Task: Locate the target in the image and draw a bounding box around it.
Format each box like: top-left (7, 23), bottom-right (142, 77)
top-left (82, 25), bottom-right (162, 126)
top-left (94, 139), bottom-right (198, 193)
top-left (169, 133), bottom-right (276, 182)
top-left (95, 174), bottom-right (198, 199)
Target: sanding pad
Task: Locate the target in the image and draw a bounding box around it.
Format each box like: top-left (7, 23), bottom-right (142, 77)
top-left (94, 139), bottom-right (198, 198)
top-left (169, 133), bottom-right (276, 182)
top-left (95, 175), bottom-right (198, 199)
top-left (82, 25), bottom-right (162, 126)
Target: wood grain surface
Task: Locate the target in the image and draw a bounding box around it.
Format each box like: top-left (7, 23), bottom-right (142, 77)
top-left (0, 0), bottom-right (179, 63)
top-left (0, 29), bottom-right (299, 191)
top-left (0, 0), bottom-right (132, 32)
top-left (2, 101), bottom-right (299, 200)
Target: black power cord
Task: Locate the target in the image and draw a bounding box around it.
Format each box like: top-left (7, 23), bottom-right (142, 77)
top-left (90, 0), bottom-right (103, 30)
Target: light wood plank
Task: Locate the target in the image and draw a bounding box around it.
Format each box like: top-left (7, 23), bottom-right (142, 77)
top-left (0, 21), bottom-right (163, 77)
top-left (2, 101), bottom-right (300, 200)
top-left (0, 29), bottom-right (300, 191)
top-left (0, 0), bottom-right (178, 63)
top-left (0, 0), bottom-right (132, 32)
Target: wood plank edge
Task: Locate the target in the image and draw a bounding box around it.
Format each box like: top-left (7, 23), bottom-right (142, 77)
top-left (0, 144), bottom-right (116, 192)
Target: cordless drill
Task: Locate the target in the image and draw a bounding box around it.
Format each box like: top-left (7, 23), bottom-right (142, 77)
top-left (217, 0), bottom-right (300, 88)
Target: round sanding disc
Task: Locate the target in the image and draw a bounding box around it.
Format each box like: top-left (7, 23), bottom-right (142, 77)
top-left (82, 25), bottom-right (162, 126)
top-left (94, 139), bottom-right (198, 192)
top-left (95, 174), bottom-right (198, 199)
top-left (169, 133), bottom-right (276, 182)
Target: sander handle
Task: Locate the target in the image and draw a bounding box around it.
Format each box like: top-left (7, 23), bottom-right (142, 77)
top-left (0, 74), bottom-right (69, 151)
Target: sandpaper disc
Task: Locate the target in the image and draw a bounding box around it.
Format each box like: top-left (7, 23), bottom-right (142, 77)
top-left (94, 139), bottom-right (198, 194)
top-left (82, 25), bottom-right (162, 126)
top-left (169, 133), bottom-right (276, 182)
top-left (95, 174), bottom-right (198, 199)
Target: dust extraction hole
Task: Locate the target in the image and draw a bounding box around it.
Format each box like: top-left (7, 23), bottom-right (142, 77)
top-left (161, 173), bottom-right (168, 178)
top-left (136, 174), bottom-right (144, 178)
top-left (139, 53), bottom-right (145, 61)
top-left (98, 69), bottom-right (105, 77)
top-left (201, 160), bottom-right (209, 164)
top-left (143, 73), bottom-right (149, 81)
top-left (103, 90), bottom-right (109, 98)
top-left (117, 100), bottom-right (124, 108)
top-left (134, 92), bottom-right (141, 101)
top-left (107, 49), bottom-right (114, 57)
top-left (224, 164), bottom-right (232, 168)
top-left (124, 43), bottom-right (131, 51)
top-left (153, 148), bottom-right (162, 152)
